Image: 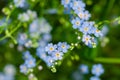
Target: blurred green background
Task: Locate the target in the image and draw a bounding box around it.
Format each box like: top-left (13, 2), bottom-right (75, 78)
top-left (0, 0), bottom-right (120, 80)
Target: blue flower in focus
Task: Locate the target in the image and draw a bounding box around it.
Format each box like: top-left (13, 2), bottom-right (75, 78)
top-left (58, 42), bottom-right (70, 53)
top-left (92, 28), bottom-right (103, 37)
top-left (90, 76), bottom-right (101, 80)
top-left (45, 43), bottom-right (57, 53)
top-left (14, 0), bottom-right (26, 8)
top-left (79, 64), bottom-right (89, 74)
top-left (82, 35), bottom-right (92, 46)
top-left (77, 11), bottom-right (91, 20)
top-left (20, 64), bottom-right (28, 74)
top-left (52, 50), bottom-right (63, 60)
top-left (71, 17), bottom-right (83, 29)
top-left (25, 57), bottom-right (36, 68)
top-left (91, 64), bottom-right (104, 77)
top-left (79, 21), bottom-right (92, 34)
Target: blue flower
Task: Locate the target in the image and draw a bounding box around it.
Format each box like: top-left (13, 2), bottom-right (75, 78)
top-left (58, 42), bottom-right (70, 53)
top-left (91, 64), bottom-right (104, 77)
top-left (79, 64), bottom-right (89, 74)
top-left (20, 64), bottom-right (28, 74)
top-left (79, 21), bottom-right (92, 34)
top-left (18, 13), bottom-right (30, 22)
top-left (71, 17), bottom-right (83, 29)
top-left (90, 76), bottom-right (100, 80)
top-left (82, 35), bottom-right (92, 46)
top-left (42, 33), bottom-right (52, 42)
top-left (77, 11), bottom-right (91, 20)
top-left (52, 50), bottom-right (63, 60)
top-left (44, 56), bottom-right (55, 67)
top-left (14, 0), bottom-right (26, 8)
top-left (45, 43), bottom-right (57, 53)
top-left (29, 19), bottom-right (39, 33)
top-left (70, 0), bottom-right (85, 11)
top-left (92, 28), bottom-right (103, 37)
top-left (25, 57), bottom-right (36, 68)
top-left (61, 0), bottom-right (71, 8)
top-left (23, 51), bottom-right (32, 60)
top-left (36, 47), bottom-right (47, 60)
top-left (17, 33), bottom-right (28, 45)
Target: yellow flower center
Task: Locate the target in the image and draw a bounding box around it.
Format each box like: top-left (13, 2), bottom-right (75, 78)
top-left (50, 47), bottom-right (54, 51)
top-left (84, 27), bottom-right (88, 31)
top-left (76, 21), bottom-right (80, 25)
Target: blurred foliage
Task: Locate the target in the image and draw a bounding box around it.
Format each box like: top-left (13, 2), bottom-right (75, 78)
top-left (0, 0), bottom-right (120, 80)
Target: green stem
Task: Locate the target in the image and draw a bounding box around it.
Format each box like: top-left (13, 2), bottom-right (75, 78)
top-left (10, 22), bottom-right (21, 34)
top-left (6, 7), bottom-right (15, 22)
top-left (0, 22), bottom-right (21, 42)
top-left (94, 57), bottom-right (120, 64)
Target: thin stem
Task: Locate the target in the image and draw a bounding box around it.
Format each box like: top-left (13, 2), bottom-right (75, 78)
top-left (10, 22), bottom-right (21, 34)
top-left (0, 22), bottom-right (21, 42)
top-left (94, 57), bottom-right (120, 64)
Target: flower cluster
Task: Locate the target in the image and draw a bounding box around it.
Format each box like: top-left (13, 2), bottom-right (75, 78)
top-left (17, 17), bottom-right (52, 49)
top-left (61, 0), bottom-right (103, 47)
top-left (37, 42), bottom-right (70, 67)
top-left (18, 10), bottom-right (37, 22)
top-left (79, 64), bottom-right (104, 80)
top-left (20, 51), bottom-right (36, 74)
top-left (0, 64), bottom-right (16, 80)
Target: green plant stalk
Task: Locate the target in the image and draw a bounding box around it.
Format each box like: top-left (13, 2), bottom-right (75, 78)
top-left (0, 22), bottom-right (21, 42)
top-left (94, 57), bottom-right (120, 64)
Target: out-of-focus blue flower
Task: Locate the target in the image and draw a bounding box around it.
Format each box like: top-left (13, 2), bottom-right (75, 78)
top-left (18, 10), bottom-right (37, 22)
top-left (17, 33), bottom-right (28, 45)
top-left (79, 64), bottom-right (89, 74)
top-left (29, 19), bottom-right (39, 33)
top-left (45, 43), bottom-right (57, 53)
top-left (44, 56), bottom-right (55, 67)
top-left (36, 47), bottom-right (47, 60)
top-left (29, 18), bottom-right (52, 38)
top-left (38, 40), bottom-right (48, 47)
top-left (42, 33), bottom-right (52, 42)
top-left (24, 40), bottom-right (32, 48)
top-left (64, 7), bottom-right (71, 14)
top-left (91, 64), bottom-right (104, 77)
top-left (20, 64), bottom-right (28, 74)
top-left (4, 64), bottom-right (16, 76)
top-left (27, 10), bottom-right (37, 20)
top-left (18, 13), bottom-right (30, 22)
top-left (0, 73), bottom-right (5, 80)
top-left (14, 0), bottom-right (26, 8)
top-left (61, 0), bottom-right (71, 8)
top-left (58, 42), bottom-right (70, 53)
top-left (23, 51), bottom-right (32, 60)
top-left (90, 76), bottom-right (101, 80)
top-left (25, 57), bottom-right (36, 68)
top-left (71, 17), bottom-right (83, 29)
